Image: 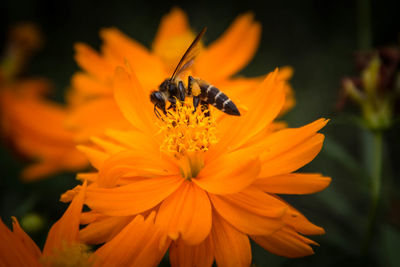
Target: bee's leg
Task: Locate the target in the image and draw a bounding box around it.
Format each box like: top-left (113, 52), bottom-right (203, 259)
top-left (200, 100), bottom-right (210, 117)
top-left (187, 76), bottom-right (194, 96)
top-left (178, 81), bottom-right (186, 101)
top-left (193, 96), bottom-right (200, 113)
top-left (167, 97), bottom-right (176, 111)
top-left (154, 105), bottom-right (162, 119)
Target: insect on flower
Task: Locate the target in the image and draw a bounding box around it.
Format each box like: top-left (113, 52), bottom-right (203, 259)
top-left (150, 27), bottom-right (241, 118)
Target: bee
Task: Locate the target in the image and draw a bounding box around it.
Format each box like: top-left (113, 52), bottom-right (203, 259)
top-left (150, 27), bottom-right (240, 118)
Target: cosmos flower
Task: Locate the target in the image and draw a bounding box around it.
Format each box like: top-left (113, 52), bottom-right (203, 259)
top-left (61, 62), bottom-right (331, 266)
top-left (0, 23), bottom-right (87, 180)
top-left (0, 178), bottom-right (168, 266)
top-left (0, 79), bottom-right (88, 180)
top-left (66, 7), bottom-right (295, 144)
top-left (0, 182), bottom-right (89, 266)
top-left (2, 8), bottom-right (294, 180)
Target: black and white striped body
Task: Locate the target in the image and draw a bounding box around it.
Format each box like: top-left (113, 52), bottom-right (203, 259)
top-left (150, 28), bottom-right (241, 118)
top-left (197, 82), bottom-right (240, 116)
top-left (150, 76), bottom-right (240, 117)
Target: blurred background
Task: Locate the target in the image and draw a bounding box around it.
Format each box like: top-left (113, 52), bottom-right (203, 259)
top-left (1, 0), bottom-right (400, 266)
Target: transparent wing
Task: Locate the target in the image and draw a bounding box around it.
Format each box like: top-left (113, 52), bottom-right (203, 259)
top-left (171, 27), bottom-right (207, 81)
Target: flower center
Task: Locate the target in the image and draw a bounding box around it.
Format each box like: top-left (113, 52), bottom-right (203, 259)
top-left (40, 242), bottom-right (93, 267)
top-left (159, 101), bottom-right (218, 179)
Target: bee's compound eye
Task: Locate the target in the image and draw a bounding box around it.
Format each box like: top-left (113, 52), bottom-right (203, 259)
top-left (150, 91), bottom-right (165, 107)
top-left (150, 92), bottom-right (157, 103)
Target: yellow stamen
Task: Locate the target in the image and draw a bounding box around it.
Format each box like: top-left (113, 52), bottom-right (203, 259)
top-left (159, 101), bottom-right (217, 179)
top-left (40, 242), bottom-right (93, 267)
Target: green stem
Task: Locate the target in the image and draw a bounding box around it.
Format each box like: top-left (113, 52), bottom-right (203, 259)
top-left (362, 131), bottom-right (383, 254)
top-left (357, 0), bottom-right (372, 50)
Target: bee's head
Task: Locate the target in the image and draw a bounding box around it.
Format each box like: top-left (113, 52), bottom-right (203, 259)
top-left (150, 90), bottom-right (166, 115)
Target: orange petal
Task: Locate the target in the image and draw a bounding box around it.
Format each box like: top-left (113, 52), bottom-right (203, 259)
top-left (195, 13), bottom-right (261, 81)
top-left (214, 76), bottom-right (263, 108)
top-left (60, 185), bottom-right (81, 203)
top-left (152, 7), bottom-right (196, 73)
top-left (195, 149), bottom-right (260, 195)
top-left (97, 150), bottom-right (178, 188)
top-left (169, 236), bottom-right (214, 267)
top-left (5, 92), bottom-right (72, 141)
top-left (105, 128), bottom-right (162, 152)
top-left (90, 136), bottom-right (126, 155)
top-left (70, 72), bottom-right (112, 100)
top-left (85, 176), bottom-right (183, 216)
top-left (278, 66), bottom-right (295, 116)
top-left (278, 66), bottom-right (294, 80)
top-left (76, 145), bottom-right (109, 170)
top-left (232, 70), bottom-right (284, 144)
top-left (2, 88), bottom-right (88, 180)
top-left (93, 212), bottom-right (169, 267)
top-left (76, 172), bottom-right (97, 182)
top-left (209, 70), bottom-right (285, 159)
top-left (155, 181), bottom-right (212, 245)
top-left (251, 226), bottom-right (317, 258)
top-left (11, 217), bottom-right (42, 259)
top-left (113, 66), bottom-right (157, 134)
top-left (21, 159), bottom-right (81, 182)
top-left (216, 186), bottom-right (287, 218)
top-left (259, 133), bottom-right (325, 177)
top-left (211, 212), bottom-right (251, 267)
top-left (80, 216), bottom-right (132, 244)
top-left (210, 193), bottom-right (284, 236)
top-left (152, 7), bottom-right (190, 51)
top-left (259, 118), bottom-right (328, 162)
top-left (80, 211), bottom-right (105, 225)
top-left (253, 173), bottom-right (331, 194)
top-left (100, 28), bottom-right (166, 89)
top-left (0, 218), bottom-right (41, 267)
top-left (43, 181), bottom-right (87, 255)
top-left (281, 203), bottom-right (325, 235)
top-left (74, 43), bottom-right (113, 81)
top-left (66, 97), bottom-right (130, 143)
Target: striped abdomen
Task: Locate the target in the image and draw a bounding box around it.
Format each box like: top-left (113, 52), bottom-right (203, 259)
top-left (200, 84), bottom-right (240, 116)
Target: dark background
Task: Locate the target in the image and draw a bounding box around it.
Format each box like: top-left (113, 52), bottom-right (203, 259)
top-left (1, 0), bottom-right (400, 266)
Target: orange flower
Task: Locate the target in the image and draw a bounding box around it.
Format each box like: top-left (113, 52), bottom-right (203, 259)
top-left (0, 24), bottom-right (87, 181)
top-left (61, 62), bottom-right (330, 266)
top-left (0, 182), bottom-right (89, 266)
top-left (66, 7), bottom-right (295, 144)
top-left (0, 178), bottom-right (167, 266)
top-left (0, 81), bottom-right (88, 180)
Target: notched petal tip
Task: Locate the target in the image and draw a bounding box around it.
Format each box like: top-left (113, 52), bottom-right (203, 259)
top-left (11, 216), bottom-right (18, 226)
top-left (279, 66), bottom-right (294, 79)
top-left (237, 11), bottom-right (255, 22)
top-left (73, 42), bottom-right (88, 52)
top-left (169, 6), bottom-right (186, 16)
top-left (99, 27), bottom-right (119, 39)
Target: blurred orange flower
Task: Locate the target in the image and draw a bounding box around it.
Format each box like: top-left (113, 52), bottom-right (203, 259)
top-left (0, 23), bottom-right (87, 181)
top-left (0, 177), bottom-right (169, 266)
top-left (0, 182), bottom-right (89, 266)
top-left (62, 63), bottom-right (330, 265)
top-left (0, 79), bottom-right (88, 180)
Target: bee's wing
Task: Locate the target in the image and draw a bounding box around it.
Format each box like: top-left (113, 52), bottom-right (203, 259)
top-left (171, 27), bottom-right (207, 81)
